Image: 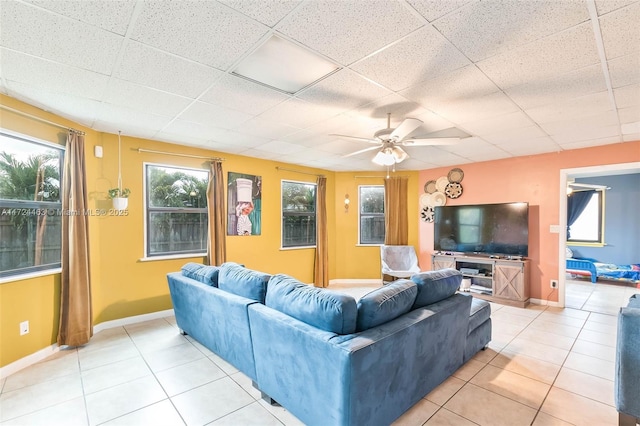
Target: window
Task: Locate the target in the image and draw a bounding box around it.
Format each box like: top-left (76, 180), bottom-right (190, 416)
top-left (282, 180), bottom-right (316, 248)
top-left (0, 129), bottom-right (64, 278)
top-left (568, 190), bottom-right (604, 245)
top-left (458, 207), bottom-right (482, 244)
top-left (145, 164), bottom-right (209, 257)
top-left (359, 185), bottom-right (385, 245)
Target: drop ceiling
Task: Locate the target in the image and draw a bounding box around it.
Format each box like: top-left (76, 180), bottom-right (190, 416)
top-left (0, 0), bottom-right (638, 172)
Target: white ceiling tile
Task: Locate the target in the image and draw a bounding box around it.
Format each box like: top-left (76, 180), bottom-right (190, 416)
top-left (200, 74), bottom-right (290, 116)
top-left (131, 1), bottom-right (268, 69)
top-left (539, 111), bottom-right (620, 135)
top-left (298, 69), bottom-right (392, 111)
top-left (213, 130), bottom-right (272, 149)
top-left (351, 26), bottom-right (470, 91)
top-left (316, 139), bottom-right (370, 156)
top-left (477, 23), bottom-right (599, 88)
top-left (618, 106), bottom-right (640, 124)
top-left (233, 117), bottom-right (300, 139)
top-left (525, 91), bottom-right (613, 124)
top-left (252, 140), bottom-right (307, 155)
top-left (403, 146), bottom-right (469, 166)
top-left (0, 1), bottom-right (123, 74)
top-left (411, 110), bottom-right (458, 134)
top-left (607, 53), bottom-right (640, 88)
top-left (614, 84), bottom-right (640, 108)
top-left (407, 0), bottom-right (477, 22)
top-left (103, 79), bottom-right (192, 118)
top-left (459, 111), bottom-right (535, 135)
top-left (113, 41), bottom-right (224, 99)
top-left (24, 0), bottom-right (136, 35)
top-left (238, 147), bottom-right (283, 161)
top-left (400, 65), bottom-right (499, 108)
top-left (257, 98), bottom-right (340, 129)
top-left (277, 0), bottom-right (423, 65)
top-left (622, 133), bottom-right (640, 141)
top-left (281, 129), bottom-right (336, 148)
top-left (179, 102), bottom-right (254, 129)
top-left (482, 126), bottom-right (548, 145)
top-left (551, 125), bottom-right (621, 144)
top-left (498, 137), bottom-right (560, 156)
top-left (349, 93), bottom-right (428, 122)
top-left (557, 136), bottom-right (623, 150)
top-left (599, 2), bottom-right (640, 60)
top-left (505, 64), bottom-right (607, 110)
top-left (433, 0), bottom-right (589, 62)
top-left (218, 0), bottom-right (302, 27)
top-left (595, 0), bottom-right (638, 16)
top-left (95, 103), bottom-right (173, 133)
top-left (435, 91), bottom-right (520, 123)
top-left (154, 133), bottom-right (211, 148)
top-left (1, 49), bottom-right (109, 100)
top-left (160, 119), bottom-right (229, 142)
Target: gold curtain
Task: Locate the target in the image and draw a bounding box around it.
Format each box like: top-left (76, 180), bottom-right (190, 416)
top-left (57, 131), bottom-right (93, 347)
top-left (384, 176), bottom-right (409, 245)
top-left (314, 176), bottom-right (328, 287)
top-left (207, 161), bottom-right (226, 265)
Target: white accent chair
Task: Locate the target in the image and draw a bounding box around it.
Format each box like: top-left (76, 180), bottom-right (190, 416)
top-left (380, 245), bottom-right (421, 283)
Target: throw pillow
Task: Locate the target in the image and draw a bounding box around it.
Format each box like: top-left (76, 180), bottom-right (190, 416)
top-left (218, 262), bottom-right (270, 303)
top-left (181, 263), bottom-right (220, 287)
top-left (356, 279), bottom-right (418, 332)
top-left (411, 268), bottom-right (462, 309)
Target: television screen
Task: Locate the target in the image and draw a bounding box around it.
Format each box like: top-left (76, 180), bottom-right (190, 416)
top-left (434, 202), bottom-right (529, 257)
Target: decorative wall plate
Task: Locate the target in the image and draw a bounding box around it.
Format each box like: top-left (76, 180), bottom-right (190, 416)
top-left (421, 206), bottom-right (435, 222)
top-left (436, 176), bottom-right (449, 192)
top-left (448, 168), bottom-right (464, 183)
top-left (431, 191), bottom-right (447, 206)
top-left (419, 193), bottom-right (432, 207)
top-left (444, 182), bottom-right (463, 199)
top-left (424, 180), bottom-right (437, 194)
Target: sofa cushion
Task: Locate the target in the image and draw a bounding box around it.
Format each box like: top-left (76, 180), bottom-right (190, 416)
top-left (218, 262), bottom-right (270, 303)
top-left (356, 280), bottom-right (418, 332)
top-left (181, 263), bottom-right (220, 287)
top-left (468, 297), bottom-right (491, 335)
top-left (266, 274), bottom-right (357, 335)
top-left (411, 268), bottom-right (462, 309)
top-left (628, 294), bottom-right (640, 309)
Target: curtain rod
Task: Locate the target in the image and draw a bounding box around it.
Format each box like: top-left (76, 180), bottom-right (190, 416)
top-left (354, 175), bottom-right (409, 179)
top-left (275, 166), bottom-right (325, 178)
top-left (0, 104), bottom-right (85, 134)
top-left (136, 148), bottom-right (224, 161)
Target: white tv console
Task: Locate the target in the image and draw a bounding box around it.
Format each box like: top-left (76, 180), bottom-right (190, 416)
top-left (432, 253), bottom-right (530, 307)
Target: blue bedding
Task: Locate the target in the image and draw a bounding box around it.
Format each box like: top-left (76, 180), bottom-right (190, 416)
top-left (566, 258), bottom-right (640, 283)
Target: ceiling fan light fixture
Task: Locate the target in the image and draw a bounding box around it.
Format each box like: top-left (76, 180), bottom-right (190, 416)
top-left (391, 146), bottom-right (408, 163)
top-left (372, 148), bottom-right (396, 166)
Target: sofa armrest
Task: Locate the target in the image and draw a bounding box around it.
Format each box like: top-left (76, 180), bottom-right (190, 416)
top-left (615, 305), bottom-right (640, 418)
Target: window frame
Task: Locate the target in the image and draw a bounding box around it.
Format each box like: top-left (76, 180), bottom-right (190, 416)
top-left (358, 185), bottom-right (385, 246)
top-left (281, 179), bottom-right (317, 249)
top-left (143, 162), bottom-right (209, 259)
top-left (0, 128), bottom-right (65, 280)
top-left (567, 189), bottom-right (606, 247)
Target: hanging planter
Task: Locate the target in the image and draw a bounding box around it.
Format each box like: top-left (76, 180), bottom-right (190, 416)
top-left (108, 131), bottom-right (130, 211)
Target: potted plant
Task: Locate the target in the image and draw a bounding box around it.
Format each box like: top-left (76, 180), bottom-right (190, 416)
top-left (108, 187), bottom-right (130, 210)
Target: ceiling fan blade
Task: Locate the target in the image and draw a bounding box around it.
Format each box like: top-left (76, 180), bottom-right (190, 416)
top-left (330, 134), bottom-right (379, 144)
top-left (389, 118), bottom-right (422, 141)
top-left (401, 137), bottom-right (461, 146)
top-left (342, 145), bottom-right (381, 158)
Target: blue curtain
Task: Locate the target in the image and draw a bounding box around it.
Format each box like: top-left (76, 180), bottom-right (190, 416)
top-left (567, 190), bottom-right (594, 239)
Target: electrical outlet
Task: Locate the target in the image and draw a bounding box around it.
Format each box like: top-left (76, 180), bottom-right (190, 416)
top-left (550, 280), bottom-right (558, 289)
top-left (20, 320), bottom-right (29, 336)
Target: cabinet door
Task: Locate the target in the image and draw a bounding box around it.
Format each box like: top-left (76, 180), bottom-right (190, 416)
top-left (433, 257), bottom-right (456, 270)
top-left (494, 263), bottom-right (526, 301)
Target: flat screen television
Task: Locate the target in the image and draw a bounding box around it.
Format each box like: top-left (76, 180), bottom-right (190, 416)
top-left (434, 202), bottom-right (529, 257)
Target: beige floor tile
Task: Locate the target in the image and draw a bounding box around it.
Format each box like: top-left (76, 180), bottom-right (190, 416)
top-left (392, 398), bottom-right (439, 426)
top-left (132, 332), bottom-right (191, 354)
top-left (563, 352), bottom-right (615, 381)
top-left (257, 399), bottom-right (304, 426)
top-left (587, 312), bottom-right (618, 326)
top-left (78, 340), bottom-right (140, 371)
top-left (502, 338), bottom-right (569, 366)
top-left (444, 383), bottom-right (537, 426)
top-left (570, 339), bottom-right (616, 363)
top-left (424, 408), bottom-right (476, 425)
top-left (156, 357), bottom-right (226, 397)
top-left (171, 376), bottom-right (254, 426)
top-left (472, 347), bottom-right (499, 364)
top-left (210, 401), bottom-right (283, 426)
top-left (543, 307), bottom-right (590, 320)
top-left (527, 319), bottom-right (582, 338)
top-left (209, 353), bottom-right (240, 375)
top-left (229, 371), bottom-right (263, 400)
top-left (577, 328), bottom-right (617, 347)
top-left (425, 376), bottom-right (466, 406)
top-left (553, 367), bottom-right (615, 406)
top-left (540, 387), bottom-right (617, 426)
top-left (84, 375), bottom-right (167, 425)
top-left (79, 327), bottom-right (131, 354)
top-left (517, 328), bottom-right (576, 350)
top-left (186, 336), bottom-right (216, 357)
top-left (490, 311), bottom-right (534, 328)
top-left (3, 349), bottom-right (80, 392)
top-left (0, 374), bottom-right (83, 422)
top-left (81, 356), bottom-right (151, 395)
top-left (498, 305), bottom-right (543, 319)
top-left (142, 342), bottom-right (205, 373)
top-left (531, 411), bottom-right (574, 426)
top-left (583, 318), bottom-right (617, 334)
top-left (536, 312), bottom-right (586, 328)
top-left (490, 351), bottom-right (561, 385)
top-left (470, 364), bottom-right (551, 409)
top-left (101, 399), bottom-right (185, 426)
top-left (0, 397), bottom-right (87, 426)
top-left (452, 359), bottom-right (484, 381)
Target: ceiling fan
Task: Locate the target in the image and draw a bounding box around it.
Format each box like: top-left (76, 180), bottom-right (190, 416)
top-left (331, 113), bottom-right (461, 166)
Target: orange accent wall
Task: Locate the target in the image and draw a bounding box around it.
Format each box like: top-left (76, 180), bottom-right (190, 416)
top-left (418, 142), bottom-right (640, 302)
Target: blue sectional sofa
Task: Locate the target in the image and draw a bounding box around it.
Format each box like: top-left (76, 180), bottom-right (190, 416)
top-left (615, 294), bottom-right (640, 426)
top-left (167, 262), bottom-right (491, 426)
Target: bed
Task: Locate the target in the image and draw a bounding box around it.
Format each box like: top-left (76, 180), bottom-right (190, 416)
top-left (566, 258), bottom-right (640, 284)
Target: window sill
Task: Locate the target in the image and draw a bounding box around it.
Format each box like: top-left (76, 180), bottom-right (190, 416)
top-left (0, 268), bottom-right (62, 285)
top-left (139, 253), bottom-right (207, 262)
top-left (279, 246), bottom-right (316, 251)
top-left (356, 243), bottom-right (384, 247)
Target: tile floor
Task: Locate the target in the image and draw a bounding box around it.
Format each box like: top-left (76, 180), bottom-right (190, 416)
top-left (1, 280), bottom-right (637, 426)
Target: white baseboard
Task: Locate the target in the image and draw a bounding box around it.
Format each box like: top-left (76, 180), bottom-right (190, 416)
top-left (329, 278), bottom-right (382, 286)
top-left (1, 309), bottom-right (175, 380)
top-left (529, 298), bottom-right (562, 308)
